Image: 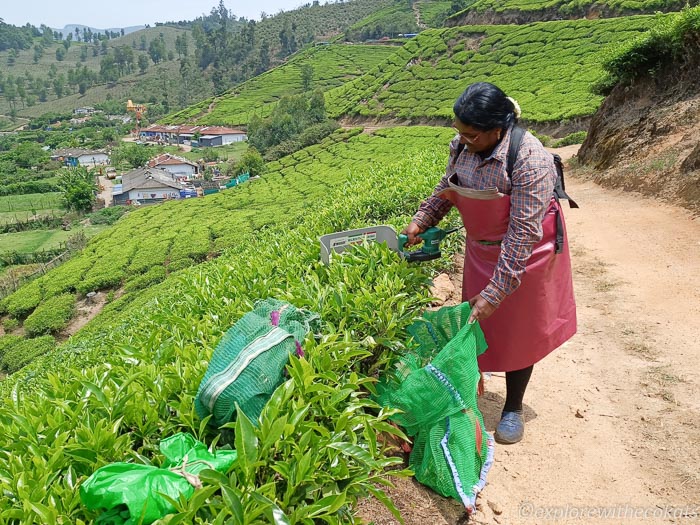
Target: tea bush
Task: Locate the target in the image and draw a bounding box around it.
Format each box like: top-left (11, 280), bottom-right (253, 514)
top-left (326, 15), bottom-right (663, 123)
top-left (162, 44), bottom-right (400, 127)
top-left (0, 334), bottom-right (55, 373)
top-left (0, 133), bottom-right (464, 523)
top-left (0, 334), bottom-right (22, 362)
top-left (23, 293), bottom-right (76, 336)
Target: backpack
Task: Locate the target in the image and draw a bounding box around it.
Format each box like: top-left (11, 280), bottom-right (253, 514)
top-left (507, 126), bottom-right (578, 254)
top-left (454, 126), bottom-right (578, 253)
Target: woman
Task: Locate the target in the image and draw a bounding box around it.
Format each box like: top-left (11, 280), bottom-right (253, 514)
top-left (403, 82), bottom-right (577, 444)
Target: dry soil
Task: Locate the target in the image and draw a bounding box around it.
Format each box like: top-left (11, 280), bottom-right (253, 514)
top-left (357, 145), bottom-right (700, 525)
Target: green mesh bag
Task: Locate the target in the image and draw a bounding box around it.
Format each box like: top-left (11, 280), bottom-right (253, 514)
top-left (195, 299), bottom-right (320, 426)
top-left (376, 302), bottom-right (494, 513)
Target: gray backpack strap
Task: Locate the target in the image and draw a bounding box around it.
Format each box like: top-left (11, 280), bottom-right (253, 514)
top-left (506, 126), bottom-right (526, 178)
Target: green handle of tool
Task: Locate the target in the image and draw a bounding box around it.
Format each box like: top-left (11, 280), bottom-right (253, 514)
top-left (398, 227), bottom-right (445, 255)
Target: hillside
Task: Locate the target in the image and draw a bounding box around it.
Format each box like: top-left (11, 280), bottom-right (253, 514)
top-left (577, 6), bottom-right (700, 213)
top-left (0, 126), bottom-right (456, 378)
top-left (0, 126), bottom-right (462, 522)
top-left (161, 44), bottom-right (401, 126)
top-left (446, 0), bottom-right (697, 25)
top-left (0, 26), bottom-right (200, 119)
top-left (326, 15), bottom-right (663, 127)
top-left (1, 2), bottom-right (700, 524)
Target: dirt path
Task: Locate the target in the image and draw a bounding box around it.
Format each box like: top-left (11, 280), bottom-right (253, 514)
top-left (360, 146), bottom-right (700, 524)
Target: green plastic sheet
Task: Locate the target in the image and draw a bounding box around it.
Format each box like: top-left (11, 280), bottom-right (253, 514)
top-left (80, 433), bottom-right (237, 525)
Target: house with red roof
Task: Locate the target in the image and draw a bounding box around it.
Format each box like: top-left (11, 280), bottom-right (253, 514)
top-left (139, 125), bottom-right (247, 147)
top-left (148, 153), bottom-right (199, 180)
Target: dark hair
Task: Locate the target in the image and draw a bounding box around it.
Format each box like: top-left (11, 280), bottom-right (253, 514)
top-left (453, 82), bottom-right (518, 131)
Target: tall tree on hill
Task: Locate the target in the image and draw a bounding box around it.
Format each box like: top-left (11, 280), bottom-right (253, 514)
top-left (41, 25), bottom-right (53, 47)
top-left (33, 44), bottom-right (43, 63)
top-left (175, 33), bottom-right (189, 58)
top-left (100, 55), bottom-right (119, 82)
top-left (53, 75), bottom-right (65, 97)
top-left (114, 45), bottom-right (135, 75)
top-left (301, 64), bottom-right (314, 91)
top-left (148, 36), bottom-right (166, 64)
top-left (138, 53), bottom-right (149, 74)
top-left (59, 167), bottom-right (96, 213)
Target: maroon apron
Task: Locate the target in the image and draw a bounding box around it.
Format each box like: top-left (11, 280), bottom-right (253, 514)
top-left (439, 191), bottom-right (577, 372)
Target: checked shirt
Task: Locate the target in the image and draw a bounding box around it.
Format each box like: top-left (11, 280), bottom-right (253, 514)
top-left (413, 127), bottom-right (557, 307)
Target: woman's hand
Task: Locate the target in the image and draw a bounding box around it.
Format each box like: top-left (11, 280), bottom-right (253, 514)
top-left (468, 294), bottom-right (497, 324)
top-left (401, 222), bottom-right (425, 246)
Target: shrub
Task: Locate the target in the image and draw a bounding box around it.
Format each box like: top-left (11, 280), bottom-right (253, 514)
top-left (23, 294), bottom-right (76, 336)
top-left (1, 335), bottom-right (55, 373)
top-left (0, 335), bottom-right (22, 362)
top-left (167, 257), bottom-right (195, 273)
top-left (553, 131), bottom-right (588, 147)
top-left (2, 317), bottom-right (19, 332)
top-left (4, 280), bottom-right (43, 319)
top-left (87, 206), bottom-right (129, 225)
top-left (124, 266), bottom-right (166, 293)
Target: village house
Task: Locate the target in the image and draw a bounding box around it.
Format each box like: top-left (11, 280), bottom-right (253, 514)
top-left (112, 167), bottom-right (184, 205)
top-left (139, 125), bottom-right (247, 146)
top-left (50, 148), bottom-right (110, 167)
top-left (73, 107), bottom-right (98, 116)
top-left (148, 153), bottom-right (199, 180)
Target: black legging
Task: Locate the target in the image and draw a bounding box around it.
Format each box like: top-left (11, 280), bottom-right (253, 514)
top-left (503, 365), bottom-right (533, 413)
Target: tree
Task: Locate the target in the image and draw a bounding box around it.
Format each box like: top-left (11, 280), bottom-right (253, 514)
top-left (11, 141), bottom-right (49, 168)
top-left (111, 143), bottom-right (151, 168)
top-left (308, 89), bottom-right (326, 122)
top-left (99, 55), bottom-right (119, 82)
top-left (59, 167), bottom-right (96, 213)
top-left (148, 37), bottom-right (166, 64)
top-left (138, 53), bottom-right (149, 74)
top-left (33, 44), bottom-right (43, 63)
top-left (235, 147), bottom-right (265, 177)
top-left (301, 64), bottom-right (313, 91)
top-left (53, 75), bottom-right (65, 97)
top-left (55, 46), bottom-right (66, 61)
top-left (175, 33), bottom-right (189, 58)
top-left (80, 46), bottom-right (88, 62)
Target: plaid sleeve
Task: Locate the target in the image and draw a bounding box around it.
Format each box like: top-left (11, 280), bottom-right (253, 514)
top-left (481, 139), bottom-right (556, 307)
top-left (413, 137), bottom-right (459, 229)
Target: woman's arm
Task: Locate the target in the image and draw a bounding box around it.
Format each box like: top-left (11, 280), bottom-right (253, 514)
top-left (412, 137), bottom-right (460, 229)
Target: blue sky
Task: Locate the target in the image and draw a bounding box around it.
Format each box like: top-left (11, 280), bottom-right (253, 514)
top-left (1, 0), bottom-right (314, 29)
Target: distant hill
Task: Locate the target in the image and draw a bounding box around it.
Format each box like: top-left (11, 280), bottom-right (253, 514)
top-left (446, 0), bottom-right (698, 25)
top-left (0, 26), bottom-right (206, 119)
top-left (53, 24), bottom-right (145, 37)
top-left (325, 15), bottom-right (664, 126)
top-left (161, 43), bottom-right (400, 127)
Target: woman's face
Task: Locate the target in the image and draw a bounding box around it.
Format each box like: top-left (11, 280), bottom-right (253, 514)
top-left (453, 119), bottom-right (502, 154)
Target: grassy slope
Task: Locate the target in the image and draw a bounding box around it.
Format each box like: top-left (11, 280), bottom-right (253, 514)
top-left (325, 15), bottom-right (663, 123)
top-left (161, 44), bottom-right (400, 126)
top-left (0, 225), bottom-right (107, 254)
top-left (344, 3), bottom-right (419, 37)
top-left (0, 26), bottom-right (190, 117)
top-left (450, 0), bottom-right (691, 16)
top-left (418, 0), bottom-right (458, 26)
top-left (0, 126), bottom-right (464, 523)
top-left (0, 126), bottom-right (456, 334)
top-left (0, 193), bottom-right (63, 225)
